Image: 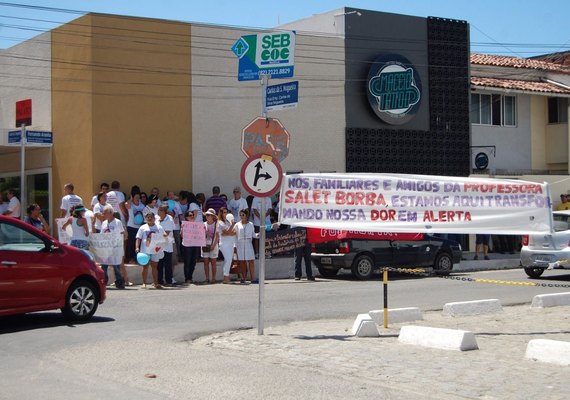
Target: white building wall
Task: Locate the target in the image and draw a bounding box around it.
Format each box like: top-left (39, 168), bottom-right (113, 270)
top-left (0, 32), bottom-right (52, 145)
top-left (471, 92), bottom-right (531, 172)
top-left (191, 25), bottom-right (346, 196)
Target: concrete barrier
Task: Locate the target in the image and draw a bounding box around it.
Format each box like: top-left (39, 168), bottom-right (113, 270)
top-left (531, 292), bottom-right (570, 308)
top-left (443, 299), bottom-right (502, 316)
top-left (525, 339), bottom-right (570, 366)
top-left (369, 307), bottom-right (423, 325)
top-left (351, 314), bottom-right (379, 337)
top-left (399, 326), bottom-right (479, 351)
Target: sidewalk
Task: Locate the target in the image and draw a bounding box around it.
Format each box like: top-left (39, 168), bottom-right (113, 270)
top-left (120, 251), bottom-right (522, 285)
top-left (192, 303), bottom-right (570, 399)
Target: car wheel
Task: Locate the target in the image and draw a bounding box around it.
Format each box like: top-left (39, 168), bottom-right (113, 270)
top-left (524, 267), bottom-right (545, 279)
top-left (61, 280), bottom-right (99, 321)
top-left (434, 252), bottom-right (453, 275)
top-left (351, 255), bottom-right (374, 280)
top-left (318, 267), bottom-right (339, 278)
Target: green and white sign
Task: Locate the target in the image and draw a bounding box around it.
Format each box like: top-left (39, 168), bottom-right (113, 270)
top-left (232, 31), bottom-right (295, 81)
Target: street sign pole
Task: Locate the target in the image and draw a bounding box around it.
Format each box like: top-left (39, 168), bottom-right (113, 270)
top-left (20, 123), bottom-right (26, 220)
top-left (258, 199), bottom-right (266, 335)
top-left (261, 74), bottom-right (269, 118)
top-left (258, 73), bottom-right (270, 335)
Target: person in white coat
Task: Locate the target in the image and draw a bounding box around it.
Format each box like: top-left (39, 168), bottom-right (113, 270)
top-left (217, 207), bottom-right (236, 284)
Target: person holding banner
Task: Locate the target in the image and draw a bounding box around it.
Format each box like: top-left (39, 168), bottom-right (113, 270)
top-left (62, 205), bottom-right (90, 250)
top-left (235, 208), bottom-right (257, 284)
top-left (202, 208), bottom-right (219, 284)
top-left (181, 210), bottom-right (205, 283)
top-left (218, 207), bottom-right (237, 284)
top-left (136, 212), bottom-right (166, 289)
top-left (99, 205), bottom-right (126, 289)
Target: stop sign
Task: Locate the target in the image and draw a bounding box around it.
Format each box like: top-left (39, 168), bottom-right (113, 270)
top-left (241, 117), bottom-right (290, 162)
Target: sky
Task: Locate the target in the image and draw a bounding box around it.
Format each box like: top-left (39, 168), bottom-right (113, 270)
top-left (0, 0), bottom-right (568, 57)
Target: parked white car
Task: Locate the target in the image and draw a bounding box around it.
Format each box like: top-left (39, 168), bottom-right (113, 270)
top-left (520, 211), bottom-right (570, 278)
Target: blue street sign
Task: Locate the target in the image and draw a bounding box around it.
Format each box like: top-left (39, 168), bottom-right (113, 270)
top-left (6, 130), bottom-right (52, 146)
top-left (266, 81), bottom-right (298, 111)
top-left (26, 130), bottom-right (53, 145)
top-left (8, 130), bottom-right (21, 144)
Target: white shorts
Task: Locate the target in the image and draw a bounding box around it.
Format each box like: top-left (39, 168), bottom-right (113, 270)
top-left (201, 247), bottom-right (219, 259)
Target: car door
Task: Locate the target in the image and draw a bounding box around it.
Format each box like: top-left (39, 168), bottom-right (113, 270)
top-left (0, 219), bottom-right (63, 310)
top-left (392, 239), bottom-right (433, 267)
top-left (366, 240), bottom-right (394, 267)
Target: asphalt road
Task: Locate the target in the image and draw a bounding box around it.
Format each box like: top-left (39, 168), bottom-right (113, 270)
top-left (2, 267), bottom-right (570, 399)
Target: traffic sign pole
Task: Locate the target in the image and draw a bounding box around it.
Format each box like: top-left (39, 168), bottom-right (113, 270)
top-left (258, 200), bottom-right (266, 335)
top-left (258, 73), bottom-right (269, 335)
top-left (261, 74), bottom-right (269, 118)
top-left (20, 123), bottom-right (26, 220)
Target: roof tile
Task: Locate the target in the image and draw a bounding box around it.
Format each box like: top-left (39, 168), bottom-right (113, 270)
top-left (471, 77), bottom-right (570, 95)
top-left (471, 54), bottom-right (570, 74)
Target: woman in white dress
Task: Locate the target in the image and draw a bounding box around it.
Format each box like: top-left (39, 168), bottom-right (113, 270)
top-left (217, 207), bottom-right (236, 284)
top-left (235, 208), bottom-right (257, 283)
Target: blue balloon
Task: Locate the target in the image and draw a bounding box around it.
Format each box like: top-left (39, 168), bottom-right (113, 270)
top-left (265, 223), bottom-right (272, 232)
top-left (167, 200), bottom-right (176, 212)
top-left (137, 252), bottom-right (150, 266)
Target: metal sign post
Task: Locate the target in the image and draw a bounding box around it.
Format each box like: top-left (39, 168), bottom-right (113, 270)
top-left (258, 73), bottom-right (269, 336)
top-left (258, 200), bottom-right (266, 335)
top-left (20, 124), bottom-right (26, 220)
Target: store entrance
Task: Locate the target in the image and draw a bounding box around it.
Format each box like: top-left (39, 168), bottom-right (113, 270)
top-left (0, 170), bottom-right (51, 221)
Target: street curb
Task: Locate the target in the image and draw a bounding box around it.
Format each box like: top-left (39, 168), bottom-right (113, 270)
top-left (525, 339), bottom-right (570, 365)
top-left (369, 307), bottom-right (423, 324)
top-left (531, 292), bottom-right (570, 308)
top-left (399, 325), bottom-right (479, 351)
top-left (443, 299), bottom-right (503, 316)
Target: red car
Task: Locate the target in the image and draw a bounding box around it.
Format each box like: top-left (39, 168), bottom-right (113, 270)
top-left (0, 215), bottom-right (106, 321)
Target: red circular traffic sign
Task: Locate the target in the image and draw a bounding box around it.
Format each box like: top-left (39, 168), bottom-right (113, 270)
top-left (240, 154), bottom-right (283, 197)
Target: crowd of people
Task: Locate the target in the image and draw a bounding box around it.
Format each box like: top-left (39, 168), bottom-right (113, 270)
top-left (54, 181), bottom-right (280, 289)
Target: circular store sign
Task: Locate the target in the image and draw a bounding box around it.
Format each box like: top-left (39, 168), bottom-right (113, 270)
top-left (474, 152), bottom-right (489, 170)
top-left (367, 54), bottom-right (422, 125)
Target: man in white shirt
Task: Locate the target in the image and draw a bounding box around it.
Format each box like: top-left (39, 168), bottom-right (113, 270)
top-left (3, 189), bottom-right (21, 219)
top-left (90, 182), bottom-right (109, 210)
top-left (106, 180), bottom-right (127, 222)
top-left (227, 186), bottom-right (248, 220)
top-left (251, 196), bottom-right (272, 258)
top-left (60, 183), bottom-right (83, 218)
top-left (252, 196), bottom-right (272, 231)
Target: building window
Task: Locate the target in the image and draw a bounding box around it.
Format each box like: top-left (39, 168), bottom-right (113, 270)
top-left (548, 97), bottom-right (568, 124)
top-left (471, 93), bottom-right (516, 127)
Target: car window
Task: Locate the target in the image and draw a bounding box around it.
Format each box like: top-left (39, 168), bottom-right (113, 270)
top-left (0, 221), bottom-right (47, 252)
top-left (552, 214), bottom-right (570, 232)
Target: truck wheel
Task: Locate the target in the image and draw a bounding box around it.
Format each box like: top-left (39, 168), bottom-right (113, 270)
top-left (351, 255), bottom-right (374, 280)
top-left (524, 267), bottom-right (545, 279)
top-left (318, 267), bottom-right (339, 278)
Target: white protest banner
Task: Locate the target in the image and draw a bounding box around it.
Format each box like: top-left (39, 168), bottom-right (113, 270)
top-left (55, 218), bottom-right (72, 244)
top-left (89, 233), bottom-right (124, 265)
top-left (278, 173), bottom-right (553, 234)
top-left (181, 221), bottom-right (207, 247)
top-left (146, 232), bottom-right (168, 255)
